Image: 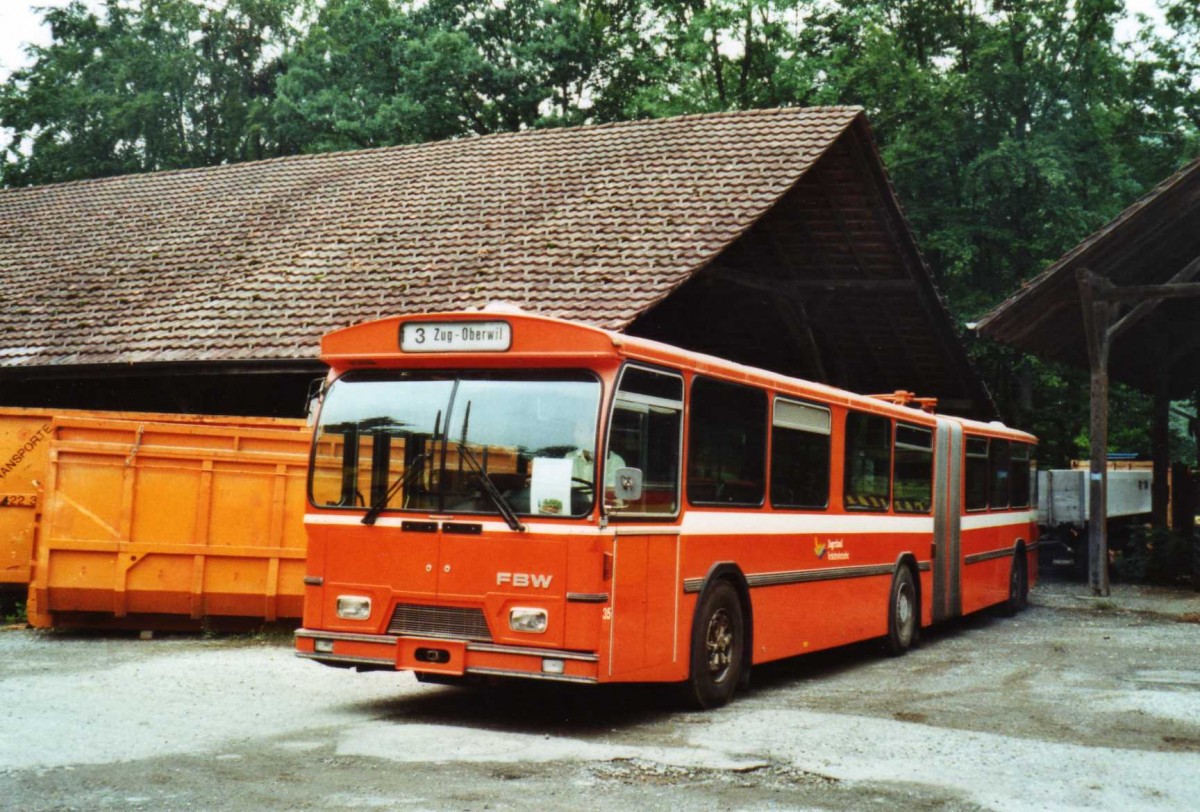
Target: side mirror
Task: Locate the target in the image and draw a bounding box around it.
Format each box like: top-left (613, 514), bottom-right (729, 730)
top-left (613, 467), bottom-right (643, 503)
top-left (305, 377), bottom-right (327, 427)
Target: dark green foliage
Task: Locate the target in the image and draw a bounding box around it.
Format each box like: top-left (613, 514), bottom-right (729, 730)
top-left (1114, 525), bottom-right (1199, 586)
top-left (0, 594), bottom-right (25, 625)
top-left (270, 0), bottom-right (641, 150)
top-left (1, 1), bottom-right (1198, 460)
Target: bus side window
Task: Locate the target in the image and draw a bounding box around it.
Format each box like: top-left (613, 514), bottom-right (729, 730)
top-left (894, 423), bottom-right (933, 513)
top-left (964, 436), bottom-right (989, 511)
top-left (770, 398), bottom-right (830, 510)
top-left (687, 377), bottom-right (767, 506)
top-left (608, 366), bottom-right (683, 516)
top-left (1010, 443), bottom-right (1032, 509)
top-left (844, 412), bottom-right (891, 511)
top-left (989, 439), bottom-right (1012, 509)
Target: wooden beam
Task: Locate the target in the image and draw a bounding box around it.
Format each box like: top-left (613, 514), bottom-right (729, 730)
top-left (703, 265), bottom-right (781, 296)
top-left (1094, 274), bottom-right (1200, 303)
top-left (1108, 253), bottom-right (1200, 340)
top-left (702, 266), bottom-right (916, 295)
top-left (1103, 282), bottom-right (1200, 301)
top-left (787, 278), bottom-right (917, 291)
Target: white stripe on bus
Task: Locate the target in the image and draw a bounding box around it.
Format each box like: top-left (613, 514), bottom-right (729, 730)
top-left (307, 509), bottom-right (1034, 536)
top-left (960, 510), bottom-right (1037, 530)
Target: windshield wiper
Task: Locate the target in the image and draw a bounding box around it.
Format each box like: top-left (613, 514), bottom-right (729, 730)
top-left (362, 451), bottom-right (431, 526)
top-left (457, 442), bottom-right (526, 532)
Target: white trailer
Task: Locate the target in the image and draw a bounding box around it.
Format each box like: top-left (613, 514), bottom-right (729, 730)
top-left (1036, 469), bottom-right (1153, 569)
top-left (1037, 469), bottom-right (1153, 527)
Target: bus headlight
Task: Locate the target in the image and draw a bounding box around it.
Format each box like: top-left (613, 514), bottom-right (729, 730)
top-left (336, 595), bottom-right (372, 620)
top-left (509, 607), bottom-right (548, 633)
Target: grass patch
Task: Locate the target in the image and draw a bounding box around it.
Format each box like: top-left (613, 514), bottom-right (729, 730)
top-left (2, 600), bottom-right (28, 626)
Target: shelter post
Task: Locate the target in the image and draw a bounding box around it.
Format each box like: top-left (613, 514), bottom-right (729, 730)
top-left (1077, 268), bottom-right (1110, 596)
top-left (1151, 344), bottom-right (1170, 528)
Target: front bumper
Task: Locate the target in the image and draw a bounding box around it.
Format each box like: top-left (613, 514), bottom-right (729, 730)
top-left (295, 629), bottom-right (600, 684)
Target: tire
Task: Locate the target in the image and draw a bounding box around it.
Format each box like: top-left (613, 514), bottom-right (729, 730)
top-left (682, 580), bottom-right (745, 709)
top-left (1002, 553), bottom-right (1027, 617)
top-left (885, 566), bottom-right (917, 656)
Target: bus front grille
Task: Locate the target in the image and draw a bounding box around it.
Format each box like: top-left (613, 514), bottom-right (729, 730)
top-left (387, 604), bottom-right (493, 642)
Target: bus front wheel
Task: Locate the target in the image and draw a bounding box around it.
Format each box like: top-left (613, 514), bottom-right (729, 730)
top-left (885, 566), bottom-right (917, 656)
top-left (683, 580), bottom-right (745, 709)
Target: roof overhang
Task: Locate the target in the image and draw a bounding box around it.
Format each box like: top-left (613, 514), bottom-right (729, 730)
top-left (976, 157), bottom-right (1200, 398)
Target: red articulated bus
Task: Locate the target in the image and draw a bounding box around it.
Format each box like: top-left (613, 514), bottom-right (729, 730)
top-left (296, 309), bottom-right (1037, 707)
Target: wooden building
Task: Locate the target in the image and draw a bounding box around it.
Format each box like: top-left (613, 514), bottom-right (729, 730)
top-left (0, 108), bottom-right (993, 417)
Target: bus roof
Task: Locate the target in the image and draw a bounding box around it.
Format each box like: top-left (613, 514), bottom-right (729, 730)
top-left (321, 310), bottom-right (1036, 443)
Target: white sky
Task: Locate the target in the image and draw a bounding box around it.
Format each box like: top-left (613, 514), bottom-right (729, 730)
top-left (0, 0), bottom-right (1173, 82)
top-left (0, 0), bottom-right (86, 79)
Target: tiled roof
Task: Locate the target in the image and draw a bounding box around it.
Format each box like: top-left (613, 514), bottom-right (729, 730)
top-left (0, 107), bottom-right (861, 367)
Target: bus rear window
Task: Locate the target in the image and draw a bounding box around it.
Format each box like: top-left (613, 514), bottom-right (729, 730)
top-left (894, 423), bottom-right (933, 513)
top-left (844, 412), bottom-right (891, 511)
top-left (964, 436), bottom-right (988, 511)
top-left (989, 439), bottom-right (1012, 509)
top-left (1010, 443), bottom-right (1032, 509)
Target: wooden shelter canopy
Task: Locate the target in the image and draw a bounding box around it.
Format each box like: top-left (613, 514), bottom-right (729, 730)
top-left (976, 157), bottom-right (1200, 398)
top-left (0, 107), bottom-right (993, 416)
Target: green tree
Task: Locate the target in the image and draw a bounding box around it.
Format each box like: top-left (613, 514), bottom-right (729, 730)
top-left (592, 0), bottom-right (811, 119)
top-left (271, 0), bottom-right (425, 151)
top-left (0, 0), bottom-right (297, 186)
top-left (272, 0), bottom-right (639, 150)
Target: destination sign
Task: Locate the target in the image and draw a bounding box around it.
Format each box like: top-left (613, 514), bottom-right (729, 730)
top-left (400, 321), bottom-right (512, 353)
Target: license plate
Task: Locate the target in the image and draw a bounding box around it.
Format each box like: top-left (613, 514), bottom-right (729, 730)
top-left (397, 638), bottom-right (466, 675)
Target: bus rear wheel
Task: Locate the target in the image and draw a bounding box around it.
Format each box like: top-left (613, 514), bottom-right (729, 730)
top-left (683, 580), bottom-right (744, 709)
top-left (1002, 553), bottom-right (1027, 617)
top-left (885, 566), bottom-right (917, 656)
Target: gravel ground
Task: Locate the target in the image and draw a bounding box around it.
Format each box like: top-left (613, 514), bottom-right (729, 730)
top-left (1, 576), bottom-right (1198, 811)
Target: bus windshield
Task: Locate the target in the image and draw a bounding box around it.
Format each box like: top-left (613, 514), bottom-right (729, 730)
top-left (310, 370), bottom-right (602, 519)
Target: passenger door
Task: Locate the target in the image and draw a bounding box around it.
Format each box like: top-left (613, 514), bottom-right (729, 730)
top-left (604, 364), bottom-right (684, 680)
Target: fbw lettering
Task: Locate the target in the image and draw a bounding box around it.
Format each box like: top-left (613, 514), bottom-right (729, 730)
top-left (496, 572), bottom-right (553, 588)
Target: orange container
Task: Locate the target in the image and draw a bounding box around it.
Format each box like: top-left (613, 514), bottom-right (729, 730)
top-left (0, 409), bottom-right (56, 593)
top-left (0, 407), bottom-right (305, 600)
top-left (25, 414), bottom-right (312, 629)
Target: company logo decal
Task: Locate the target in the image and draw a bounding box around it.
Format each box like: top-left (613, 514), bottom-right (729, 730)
top-left (814, 537), bottom-right (849, 562)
